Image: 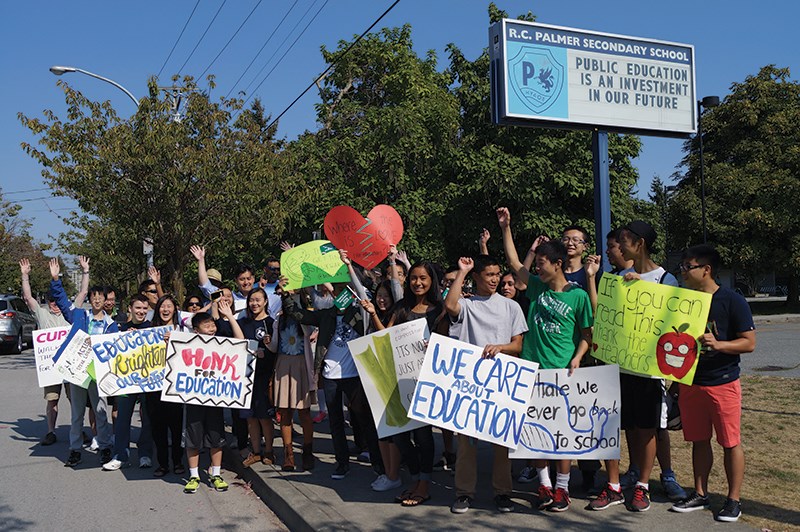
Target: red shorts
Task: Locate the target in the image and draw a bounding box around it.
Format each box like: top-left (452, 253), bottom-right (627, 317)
top-left (678, 379), bottom-right (741, 448)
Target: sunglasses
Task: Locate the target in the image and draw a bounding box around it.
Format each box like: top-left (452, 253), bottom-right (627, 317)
top-left (144, 289), bottom-right (158, 294)
top-left (187, 301), bottom-right (202, 307)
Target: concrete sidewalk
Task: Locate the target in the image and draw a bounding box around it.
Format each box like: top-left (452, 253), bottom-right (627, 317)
top-left (224, 419), bottom-right (754, 532)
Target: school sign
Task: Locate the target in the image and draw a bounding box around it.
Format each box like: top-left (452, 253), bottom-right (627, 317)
top-left (490, 20), bottom-right (696, 136)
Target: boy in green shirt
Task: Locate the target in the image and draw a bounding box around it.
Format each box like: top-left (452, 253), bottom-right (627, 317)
top-left (498, 207), bottom-right (593, 512)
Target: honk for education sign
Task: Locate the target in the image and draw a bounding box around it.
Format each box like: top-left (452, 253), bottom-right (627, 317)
top-left (592, 273), bottom-right (712, 384)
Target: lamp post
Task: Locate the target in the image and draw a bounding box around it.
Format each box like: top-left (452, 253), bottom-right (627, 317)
top-left (49, 65), bottom-right (139, 109)
top-left (697, 95), bottom-right (720, 244)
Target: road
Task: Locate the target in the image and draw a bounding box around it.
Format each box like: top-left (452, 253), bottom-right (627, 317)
top-left (742, 318), bottom-right (800, 378)
top-left (0, 349), bottom-right (286, 532)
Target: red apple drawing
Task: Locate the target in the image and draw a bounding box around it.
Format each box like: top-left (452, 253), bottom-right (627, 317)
top-left (656, 323), bottom-right (698, 380)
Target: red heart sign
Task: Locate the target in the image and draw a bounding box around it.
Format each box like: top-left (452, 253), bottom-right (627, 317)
top-left (324, 205), bottom-right (404, 269)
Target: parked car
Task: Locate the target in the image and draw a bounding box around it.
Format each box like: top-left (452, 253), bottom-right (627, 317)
top-left (0, 295), bottom-right (38, 354)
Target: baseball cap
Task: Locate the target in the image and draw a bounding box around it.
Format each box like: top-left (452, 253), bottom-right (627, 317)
top-left (623, 220), bottom-right (657, 251)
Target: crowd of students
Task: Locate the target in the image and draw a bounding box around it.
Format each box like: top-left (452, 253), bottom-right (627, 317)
top-left (20, 209), bottom-right (755, 523)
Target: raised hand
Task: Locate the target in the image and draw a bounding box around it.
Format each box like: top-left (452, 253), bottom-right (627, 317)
top-left (458, 257), bottom-right (474, 273)
top-left (338, 249), bottom-right (351, 266)
top-left (530, 235), bottom-right (549, 254)
top-left (19, 258), bottom-right (31, 276)
top-left (279, 241), bottom-right (294, 252)
top-left (217, 298), bottom-right (233, 318)
top-left (585, 255), bottom-right (601, 277)
top-left (479, 228), bottom-right (491, 245)
top-left (78, 255), bottom-right (90, 273)
top-left (189, 245), bottom-right (205, 261)
top-left (148, 265), bottom-right (161, 284)
top-left (496, 207), bottom-right (511, 229)
top-left (49, 258), bottom-right (60, 280)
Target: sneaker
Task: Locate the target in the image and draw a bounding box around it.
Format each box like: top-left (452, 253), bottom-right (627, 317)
top-left (433, 451), bottom-right (457, 472)
top-left (89, 437), bottom-right (100, 451)
top-left (548, 488), bottom-right (570, 512)
top-left (331, 463), bottom-right (350, 480)
top-left (210, 475), bottom-right (229, 492)
top-left (661, 473), bottom-right (688, 501)
top-left (357, 451), bottom-right (371, 463)
top-left (620, 467), bottom-right (640, 490)
top-left (139, 456), bottom-right (152, 468)
top-left (242, 452), bottom-right (262, 468)
top-left (495, 494), bottom-right (514, 513)
top-left (517, 466), bottom-right (536, 484)
top-left (372, 474), bottom-right (402, 492)
top-left (41, 432), bottom-right (57, 446)
top-left (450, 495), bottom-right (472, 514)
top-left (371, 474), bottom-right (387, 488)
top-left (312, 411), bottom-right (327, 424)
top-left (629, 485), bottom-right (651, 512)
top-left (715, 498), bottom-right (741, 522)
top-left (671, 491), bottom-right (709, 513)
top-left (64, 450), bottom-right (82, 468)
top-left (589, 486), bottom-right (625, 511)
top-left (184, 476), bottom-right (201, 494)
top-left (537, 485), bottom-right (554, 510)
top-left (102, 457), bottom-right (130, 471)
top-left (100, 448), bottom-right (113, 464)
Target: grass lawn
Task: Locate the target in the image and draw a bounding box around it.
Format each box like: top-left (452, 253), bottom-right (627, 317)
top-left (650, 374), bottom-right (800, 531)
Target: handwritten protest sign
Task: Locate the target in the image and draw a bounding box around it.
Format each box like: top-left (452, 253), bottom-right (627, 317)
top-left (348, 319), bottom-right (428, 438)
top-left (592, 273), bottom-right (712, 384)
top-left (324, 204), bottom-right (404, 269)
top-left (281, 240), bottom-right (350, 291)
top-left (52, 328), bottom-right (93, 388)
top-left (33, 326), bottom-right (70, 388)
top-left (161, 331), bottom-right (256, 408)
top-left (510, 365), bottom-right (621, 460)
top-left (408, 334), bottom-right (539, 449)
top-left (93, 326), bottom-right (173, 396)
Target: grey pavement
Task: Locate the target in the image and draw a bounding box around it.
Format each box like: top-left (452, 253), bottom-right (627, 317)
top-left (744, 314), bottom-right (800, 378)
top-left (0, 349), bottom-right (286, 532)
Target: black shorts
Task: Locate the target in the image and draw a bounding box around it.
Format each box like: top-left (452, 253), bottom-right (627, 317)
top-left (620, 373), bottom-right (667, 430)
top-left (184, 404), bottom-right (226, 450)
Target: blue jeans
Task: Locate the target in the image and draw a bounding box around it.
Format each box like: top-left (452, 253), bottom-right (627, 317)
top-left (113, 394), bottom-right (153, 462)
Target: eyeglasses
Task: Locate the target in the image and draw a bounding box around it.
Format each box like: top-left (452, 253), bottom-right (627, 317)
top-left (679, 263), bottom-right (705, 273)
top-left (561, 236), bottom-right (586, 245)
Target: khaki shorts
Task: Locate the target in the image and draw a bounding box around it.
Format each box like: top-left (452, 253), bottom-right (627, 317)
top-left (44, 384), bottom-right (63, 402)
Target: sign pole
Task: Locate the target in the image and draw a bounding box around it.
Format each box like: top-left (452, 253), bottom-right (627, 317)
top-left (592, 129), bottom-right (612, 272)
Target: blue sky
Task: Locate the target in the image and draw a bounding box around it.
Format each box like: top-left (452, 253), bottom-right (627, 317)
top-left (1, 0), bottom-right (797, 249)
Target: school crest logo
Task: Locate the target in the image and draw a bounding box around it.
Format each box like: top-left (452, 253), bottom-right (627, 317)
top-left (508, 46), bottom-right (564, 114)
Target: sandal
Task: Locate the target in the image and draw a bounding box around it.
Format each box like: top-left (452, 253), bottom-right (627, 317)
top-left (153, 467), bottom-right (168, 478)
top-left (174, 465), bottom-right (186, 475)
top-left (394, 490), bottom-right (414, 504)
top-left (401, 494), bottom-right (431, 507)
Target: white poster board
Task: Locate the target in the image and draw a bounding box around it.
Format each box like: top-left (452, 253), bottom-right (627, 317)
top-left (407, 334), bottom-right (539, 449)
top-left (347, 319), bottom-right (428, 438)
top-left (161, 331), bottom-right (256, 408)
top-left (33, 326), bottom-right (71, 388)
top-left (510, 365), bottom-right (621, 460)
top-left (93, 326), bottom-right (173, 396)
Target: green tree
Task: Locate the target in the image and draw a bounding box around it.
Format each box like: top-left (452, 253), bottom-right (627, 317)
top-left (19, 78), bottom-right (288, 300)
top-left (670, 65), bottom-right (800, 304)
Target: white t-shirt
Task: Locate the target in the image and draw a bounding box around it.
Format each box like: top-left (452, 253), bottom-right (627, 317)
top-left (453, 293), bottom-right (529, 347)
top-left (619, 266), bottom-right (678, 287)
top-left (322, 315), bottom-right (360, 379)
top-left (33, 306), bottom-right (69, 329)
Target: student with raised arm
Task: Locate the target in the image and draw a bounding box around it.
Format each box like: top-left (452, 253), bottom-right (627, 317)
top-left (445, 254), bottom-right (528, 515)
top-left (49, 258), bottom-right (118, 468)
top-left (497, 207), bottom-right (593, 512)
top-left (20, 257), bottom-right (89, 446)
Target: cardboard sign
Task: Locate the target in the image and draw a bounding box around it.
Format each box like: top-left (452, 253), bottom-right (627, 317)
top-left (408, 334), bottom-right (539, 449)
top-left (33, 326), bottom-right (71, 388)
top-left (92, 326), bottom-right (173, 396)
top-left (323, 205), bottom-right (404, 269)
top-left (592, 273), bottom-right (712, 384)
top-left (161, 331), bottom-right (257, 408)
top-left (348, 319), bottom-right (429, 438)
top-left (510, 365), bottom-right (621, 460)
top-left (52, 328), bottom-right (93, 388)
top-left (281, 240), bottom-right (351, 291)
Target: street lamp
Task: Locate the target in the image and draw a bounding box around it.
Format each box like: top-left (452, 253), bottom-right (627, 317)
top-left (49, 65), bottom-right (139, 108)
top-left (697, 95), bottom-right (720, 244)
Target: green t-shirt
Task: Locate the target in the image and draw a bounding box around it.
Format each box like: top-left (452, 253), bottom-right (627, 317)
top-left (521, 276), bottom-right (593, 369)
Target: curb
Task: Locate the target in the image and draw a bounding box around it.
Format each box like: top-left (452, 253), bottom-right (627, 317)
top-left (223, 445), bottom-right (356, 532)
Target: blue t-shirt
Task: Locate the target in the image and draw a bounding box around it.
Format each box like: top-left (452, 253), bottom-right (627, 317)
top-left (694, 286), bottom-right (755, 386)
top-left (565, 267), bottom-right (588, 290)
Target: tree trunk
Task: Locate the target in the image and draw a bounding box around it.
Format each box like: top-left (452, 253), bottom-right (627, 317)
top-left (786, 274), bottom-right (799, 306)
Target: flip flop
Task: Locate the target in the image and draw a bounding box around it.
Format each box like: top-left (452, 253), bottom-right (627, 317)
top-left (401, 494), bottom-right (431, 507)
top-left (394, 490), bottom-right (414, 503)
top-left (153, 467), bottom-right (168, 478)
